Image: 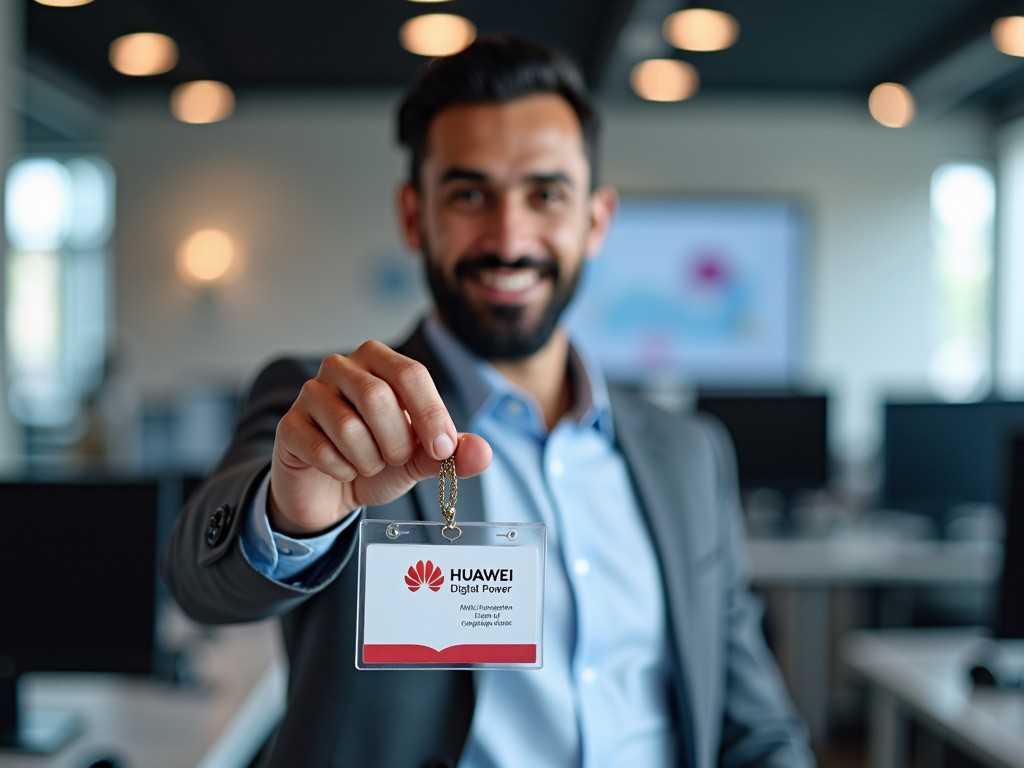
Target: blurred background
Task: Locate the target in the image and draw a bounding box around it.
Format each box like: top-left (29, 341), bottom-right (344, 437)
top-left (4, 2), bottom-right (1024, 766)
top-left (6, 0), bottom-right (1024, 479)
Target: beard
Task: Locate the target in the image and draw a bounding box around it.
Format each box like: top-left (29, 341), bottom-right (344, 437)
top-left (425, 249), bottom-right (584, 362)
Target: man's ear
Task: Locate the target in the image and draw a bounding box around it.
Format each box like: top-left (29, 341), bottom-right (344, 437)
top-left (585, 184), bottom-right (618, 260)
top-left (397, 182), bottom-right (422, 254)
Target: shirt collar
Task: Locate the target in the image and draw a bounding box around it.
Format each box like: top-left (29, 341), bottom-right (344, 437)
top-left (422, 314), bottom-right (614, 439)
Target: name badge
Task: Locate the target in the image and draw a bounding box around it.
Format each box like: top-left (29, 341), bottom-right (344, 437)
top-left (355, 519), bottom-right (546, 670)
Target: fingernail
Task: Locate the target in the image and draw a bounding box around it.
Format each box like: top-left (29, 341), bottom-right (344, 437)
top-left (433, 434), bottom-right (454, 459)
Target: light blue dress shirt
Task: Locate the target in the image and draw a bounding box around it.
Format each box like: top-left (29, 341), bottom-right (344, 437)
top-left (241, 318), bottom-right (678, 767)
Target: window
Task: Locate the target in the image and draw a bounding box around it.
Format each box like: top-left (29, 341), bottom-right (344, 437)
top-left (4, 156), bottom-right (114, 428)
top-left (929, 162), bottom-right (995, 401)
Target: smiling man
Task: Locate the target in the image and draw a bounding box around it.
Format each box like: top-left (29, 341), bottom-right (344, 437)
top-left (163, 34), bottom-right (815, 768)
top-left (408, 92), bottom-right (606, 367)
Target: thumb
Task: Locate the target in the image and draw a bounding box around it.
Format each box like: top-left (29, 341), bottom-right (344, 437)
top-left (451, 433), bottom-right (492, 478)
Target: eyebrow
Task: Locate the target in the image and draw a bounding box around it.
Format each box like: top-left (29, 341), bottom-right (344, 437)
top-left (439, 167), bottom-right (575, 187)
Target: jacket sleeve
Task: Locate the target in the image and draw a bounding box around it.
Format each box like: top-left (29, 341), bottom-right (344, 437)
top-left (160, 356), bottom-right (358, 625)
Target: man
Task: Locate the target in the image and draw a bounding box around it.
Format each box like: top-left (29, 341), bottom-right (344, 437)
top-left (162, 34), bottom-right (815, 767)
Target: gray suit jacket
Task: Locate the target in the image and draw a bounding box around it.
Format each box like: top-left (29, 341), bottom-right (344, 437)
top-left (161, 325), bottom-right (815, 768)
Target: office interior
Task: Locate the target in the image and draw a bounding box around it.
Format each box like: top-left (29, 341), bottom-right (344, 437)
top-left (3, 1), bottom-right (1024, 766)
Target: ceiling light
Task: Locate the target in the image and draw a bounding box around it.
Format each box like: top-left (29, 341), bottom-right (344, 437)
top-left (992, 16), bottom-right (1024, 57)
top-left (663, 8), bottom-right (739, 52)
top-left (34, 0), bottom-right (94, 6)
top-left (868, 83), bottom-right (915, 128)
top-left (630, 59), bottom-right (699, 102)
top-left (109, 32), bottom-right (178, 76)
top-left (399, 14), bottom-right (476, 57)
top-left (170, 81), bottom-right (235, 124)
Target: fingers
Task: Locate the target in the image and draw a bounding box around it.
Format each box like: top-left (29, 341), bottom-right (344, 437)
top-left (276, 382), bottom-right (380, 483)
top-left (280, 342), bottom-right (459, 481)
top-left (270, 342), bottom-right (493, 531)
top-left (349, 341), bottom-right (458, 461)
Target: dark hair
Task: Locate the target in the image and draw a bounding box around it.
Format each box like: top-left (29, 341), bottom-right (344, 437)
top-left (396, 34), bottom-right (600, 188)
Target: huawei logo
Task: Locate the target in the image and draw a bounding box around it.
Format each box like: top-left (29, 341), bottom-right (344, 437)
top-left (405, 560), bottom-right (444, 592)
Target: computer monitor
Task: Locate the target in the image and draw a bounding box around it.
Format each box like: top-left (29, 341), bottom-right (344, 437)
top-left (881, 400), bottom-right (1024, 530)
top-left (694, 390), bottom-right (830, 494)
top-left (0, 477), bottom-right (163, 754)
top-left (992, 434), bottom-right (1024, 639)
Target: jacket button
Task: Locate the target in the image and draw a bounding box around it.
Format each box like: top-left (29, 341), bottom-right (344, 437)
top-left (205, 505), bottom-right (232, 547)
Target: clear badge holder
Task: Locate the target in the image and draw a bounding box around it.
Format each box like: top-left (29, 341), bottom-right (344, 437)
top-left (355, 458), bottom-right (546, 670)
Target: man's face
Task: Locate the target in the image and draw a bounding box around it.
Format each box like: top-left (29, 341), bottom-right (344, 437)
top-left (399, 93), bottom-right (615, 361)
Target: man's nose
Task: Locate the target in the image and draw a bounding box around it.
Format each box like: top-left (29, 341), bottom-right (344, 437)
top-left (479, 196), bottom-right (534, 259)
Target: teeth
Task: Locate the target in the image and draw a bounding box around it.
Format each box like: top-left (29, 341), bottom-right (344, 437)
top-left (477, 270), bottom-right (540, 292)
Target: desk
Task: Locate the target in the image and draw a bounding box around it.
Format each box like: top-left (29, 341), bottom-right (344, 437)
top-left (747, 528), bottom-right (1000, 746)
top-left (0, 619), bottom-right (286, 768)
top-left (841, 628), bottom-right (1024, 768)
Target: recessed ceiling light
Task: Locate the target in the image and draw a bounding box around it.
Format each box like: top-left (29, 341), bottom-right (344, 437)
top-left (33, 0), bottom-right (94, 6)
top-left (869, 83), bottom-right (915, 128)
top-left (630, 59), bottom-right (700, 102)
top-left (992, 16), bottom-right (1024, 57)
top-left (663, 8), bottom-right (739, 52)
top-left (399, 14), bottom-right (476, 57)
top-left (170, 81), bottom-right (235, 124)
top-left (109, 32), bottom-right (178, 77)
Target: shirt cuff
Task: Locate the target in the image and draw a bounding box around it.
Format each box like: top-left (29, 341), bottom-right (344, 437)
top-left (239, 472), bottom-right (361, 584)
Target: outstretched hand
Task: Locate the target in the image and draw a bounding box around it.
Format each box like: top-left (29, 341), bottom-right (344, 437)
top-left (268, 340), bottom-right (492, 535)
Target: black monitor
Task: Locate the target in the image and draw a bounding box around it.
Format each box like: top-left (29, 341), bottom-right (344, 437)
top-left (694, 390), bottom-right (829, 494)
top-left (992, 434), bottom-right (1024, 639)
top-left (881, 400), bottom-right (1024, 529)
top-left (0, 477), bottom-right (163, 754)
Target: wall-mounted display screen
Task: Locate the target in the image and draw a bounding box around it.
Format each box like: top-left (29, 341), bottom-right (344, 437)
top-left (566, 196), bottom-right (805, 386)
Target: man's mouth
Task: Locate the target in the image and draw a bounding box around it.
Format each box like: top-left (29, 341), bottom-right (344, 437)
top-left (457, 256), bottom-right (558, 303)
top-left (476, 268), bottom-right (543, 293)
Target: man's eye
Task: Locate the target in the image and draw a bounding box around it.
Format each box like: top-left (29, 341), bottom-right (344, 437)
top-left (532, 187), bottom-right (568, 207)
top-left (449, 188), bottom-right (487, 207)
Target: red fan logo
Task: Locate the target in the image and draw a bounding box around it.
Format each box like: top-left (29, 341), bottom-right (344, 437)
top-left (405, 560), bottom-right (444, 592)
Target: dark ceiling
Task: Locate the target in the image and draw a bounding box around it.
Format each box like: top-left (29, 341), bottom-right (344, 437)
top-left (22, 0), bottom-right (1024, 122)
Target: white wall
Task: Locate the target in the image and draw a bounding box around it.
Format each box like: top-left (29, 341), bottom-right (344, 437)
top-left (110, 94), bottom-right (424, 400)
top-left (108, 92), bottom-right (992, 468)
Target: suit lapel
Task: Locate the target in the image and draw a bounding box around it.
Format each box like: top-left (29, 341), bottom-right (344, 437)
top-left (609, 387), bottom-right (700, 768)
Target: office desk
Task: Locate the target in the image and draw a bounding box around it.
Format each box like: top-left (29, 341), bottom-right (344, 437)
top-left (841, 628), bottom-right (1024, 768)
top-left (747, 528), bottom-right (1000, 745)
top-left (0, 619), bottom-right (286, 768)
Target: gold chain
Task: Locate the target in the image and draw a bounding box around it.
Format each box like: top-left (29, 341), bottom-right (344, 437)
top-left (438, 456), bottom-right (459, 536)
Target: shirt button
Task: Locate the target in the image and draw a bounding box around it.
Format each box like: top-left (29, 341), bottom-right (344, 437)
top-left (581, 667), bottom-right (598, 685)
top-left (573, 558), bottom-right (591, 576)
top-left (549, 459), bottom-right (565, 478)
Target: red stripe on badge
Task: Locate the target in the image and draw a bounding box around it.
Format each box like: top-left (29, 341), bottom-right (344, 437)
top-left (362, 644), bottom-right (537, 664)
